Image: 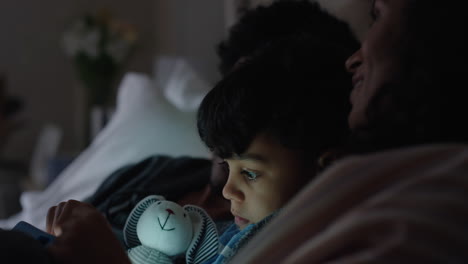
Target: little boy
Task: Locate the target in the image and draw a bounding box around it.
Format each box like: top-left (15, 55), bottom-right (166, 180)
top-left (196, 35), bottom-right (353, 262)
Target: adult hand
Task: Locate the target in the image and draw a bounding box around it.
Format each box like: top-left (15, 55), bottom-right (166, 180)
top-left (46, 200), bottom-right (130, 264)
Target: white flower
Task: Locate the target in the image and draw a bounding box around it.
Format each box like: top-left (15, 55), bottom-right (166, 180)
top-left (79, 29), bottom-right (100, 58)
top-left (106, 38), bottom-right (130, 63)
top-left (62, 12), bottom-right (138, 63)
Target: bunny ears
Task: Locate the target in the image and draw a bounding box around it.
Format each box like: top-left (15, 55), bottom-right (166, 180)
top-left (123, 195), bottom-right (219, 264)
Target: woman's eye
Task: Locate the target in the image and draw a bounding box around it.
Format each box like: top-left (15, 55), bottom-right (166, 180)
top-left (373, 10), bottom-right (380, 21)
top-left (369, 1), bottom-right (380, 24)
top-left (241, 169), bottom-right (259, 181)
top-left (368, 9), bottom-right (380, 27)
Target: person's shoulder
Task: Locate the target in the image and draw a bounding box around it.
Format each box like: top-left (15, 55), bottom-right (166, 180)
top-left (332, 143), bottom-right (468, 173)
top-left (316, 143), bottom-right (468, 196)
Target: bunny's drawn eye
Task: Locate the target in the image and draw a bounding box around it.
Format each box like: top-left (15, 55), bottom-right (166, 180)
top-left (184, 213), bottom-right (186, 218)
top-left (157, 201), bottom-right (161, 205)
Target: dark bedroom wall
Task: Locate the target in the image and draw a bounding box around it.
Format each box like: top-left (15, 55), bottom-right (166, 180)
top-left (154, 0), bottom-right (226, 86)
top-left (0, 0), bottom-right (157, 160)
top-left (0, 0), bottom-right (227, 164)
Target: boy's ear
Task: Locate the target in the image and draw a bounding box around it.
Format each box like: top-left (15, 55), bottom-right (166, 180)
top-left (317, 148), bottom-right (347, 172)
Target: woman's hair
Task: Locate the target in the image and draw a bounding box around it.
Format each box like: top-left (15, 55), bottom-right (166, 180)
top-left (198, 35), bottom-right (352, 161)
top-left (352, 0), bottom-right (468, 152)
top-left (217, 0), bottom-right (359, 75)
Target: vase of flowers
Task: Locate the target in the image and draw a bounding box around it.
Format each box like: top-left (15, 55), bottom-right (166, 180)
top-left (62, 9), bottom-right (138, 143)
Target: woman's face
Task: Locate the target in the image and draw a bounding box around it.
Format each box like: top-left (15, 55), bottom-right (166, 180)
top-left (345, 0), bottom-right (410, 130)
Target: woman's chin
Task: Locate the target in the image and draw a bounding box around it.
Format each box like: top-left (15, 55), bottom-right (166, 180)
top-left (348, 107), bottom-right (368, 131)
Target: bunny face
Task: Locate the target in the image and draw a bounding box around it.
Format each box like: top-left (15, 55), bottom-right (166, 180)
top-left (136, 200), bottom-right (193, 256)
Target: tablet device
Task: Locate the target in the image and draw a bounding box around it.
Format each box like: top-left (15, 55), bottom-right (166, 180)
top-left (12, 221), bottom-right (55, 247)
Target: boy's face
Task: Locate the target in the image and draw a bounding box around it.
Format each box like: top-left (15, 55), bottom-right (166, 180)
top-left (222, 133), bottom-right (312, 230)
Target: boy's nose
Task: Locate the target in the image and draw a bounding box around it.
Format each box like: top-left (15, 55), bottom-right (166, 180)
top-left (345, 49), bottom-right (363, 73)
top-left (222, 176), bottom-right (244, 203)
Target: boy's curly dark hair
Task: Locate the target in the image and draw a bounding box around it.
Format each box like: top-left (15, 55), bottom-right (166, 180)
top-left (217, 0), bottom-right (359, 75)
top-left (199, 36), bottom-right (352, 160)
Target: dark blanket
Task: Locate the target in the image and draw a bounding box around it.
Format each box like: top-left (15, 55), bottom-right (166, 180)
top-left (85, 155), bottom-right (212, 245)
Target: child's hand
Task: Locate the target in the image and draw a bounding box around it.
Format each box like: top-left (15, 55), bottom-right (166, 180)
top-left (46, 200), bottom-right (130, 264)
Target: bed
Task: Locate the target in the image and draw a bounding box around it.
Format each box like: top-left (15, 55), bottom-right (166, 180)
top-left (0, 57), bottom-right (212, 230)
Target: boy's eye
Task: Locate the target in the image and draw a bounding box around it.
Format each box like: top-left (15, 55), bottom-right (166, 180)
top-left (241, 169), bottom-right (258, 181)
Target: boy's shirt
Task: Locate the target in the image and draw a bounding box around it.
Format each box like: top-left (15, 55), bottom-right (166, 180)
top-left (204, 212), bottom-right (277, 264)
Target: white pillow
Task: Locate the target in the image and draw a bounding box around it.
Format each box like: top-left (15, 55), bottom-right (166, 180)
top-left (0, 72), bottom-right (211, 230)
top-left (155, 56), bottom-right (212, 112)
